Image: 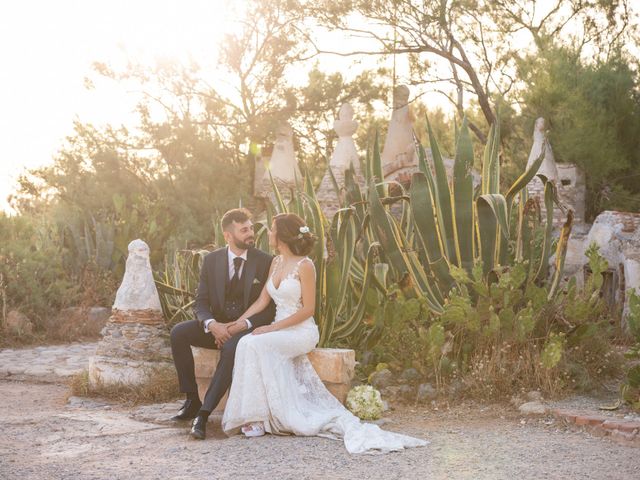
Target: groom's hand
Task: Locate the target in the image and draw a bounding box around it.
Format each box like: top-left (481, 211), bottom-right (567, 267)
top-left (226, 321), bottom-right (245, 337)
top-left (208, 321), bottom-right (231, 345)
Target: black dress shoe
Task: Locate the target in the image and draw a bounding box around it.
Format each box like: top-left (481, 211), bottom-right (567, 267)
top-left (171, 399), bottom-right (202, 421)
top-left (190, 415), bottom-right (207, 440)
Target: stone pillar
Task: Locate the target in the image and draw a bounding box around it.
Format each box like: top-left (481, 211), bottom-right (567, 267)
top-left (381, 85), bottom-right (417, 179)
top-left (265, 122), bottom-right (300, 185)
top-left (89, 239), bottom-right (172, 387)
top-left (316, 103), bottom-right (362, 217)
top-left (307, 348), bottom-right (356, 403)
top-left (191, 347), bottom-right (356, 406)
top-left (526, 117), bottom-right (559, 185)
top-left (524, 117), bottom-right (586, 231)
top-left (256, 122), bottom-right (301, 205)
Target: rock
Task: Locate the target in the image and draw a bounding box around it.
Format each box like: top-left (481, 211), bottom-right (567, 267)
top-left (192, 346), bottom-right (357, 409)
top-left (67, 396), bottom-right (109, 409)
top-left (5, 310), bottom-right (34, 335)
top-left (129, 401), bottom-right (184, 424)
top-left (397, 384), bottom-right (415, 400)
top-left (113, 239), bottom-right (162, 311)
top-left (526, 390), bottom-right (543, 402)
top-left (448, 379), bottom-right (465, 398)
top-left (399, 368), bottom-right (421, 385)
top-left (381, 385), bottom-right (401, 402)
top-left (307, 348), bottom-right (356, 384)
top-left (417, 383), bottom-right (437, 403)
top-left (370, 369), bottom-right (394, 390)
top-left (519, 401), bottom-right (547, 415)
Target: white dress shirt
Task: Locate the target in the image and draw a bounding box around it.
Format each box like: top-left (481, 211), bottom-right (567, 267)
top-left (203, 247), bottom-right (252, 332)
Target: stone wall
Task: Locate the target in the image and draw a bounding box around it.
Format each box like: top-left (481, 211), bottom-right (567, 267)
top-left (584, 210), bottom-right (640, 328)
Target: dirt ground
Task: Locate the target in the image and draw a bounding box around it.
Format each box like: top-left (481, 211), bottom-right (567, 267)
top-left (1, 378), bottom-right (639, 480)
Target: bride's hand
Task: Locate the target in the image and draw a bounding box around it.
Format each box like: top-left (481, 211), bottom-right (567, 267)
top-left (252, 324), bottom-right (276, 335)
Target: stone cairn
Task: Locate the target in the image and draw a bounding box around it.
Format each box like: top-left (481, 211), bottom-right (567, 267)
top-left (380, 85), bottom-right (417, 182)
top-left (316, 103), bottom-right (362, 217)
top-left (255, 121), bottom-right (301, 203)
top-left (89, 239), bottom-right (172, 387)
top-left (525, 117), bottom-right (567, 227)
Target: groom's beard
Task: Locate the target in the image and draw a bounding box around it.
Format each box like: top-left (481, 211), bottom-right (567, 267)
top-left (235, 237), bottom-right (255, 250)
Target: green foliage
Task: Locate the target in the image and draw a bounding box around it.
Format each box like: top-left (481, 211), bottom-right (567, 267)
top-left (519, 46), bottom-right (640, 220)
top-left (349, 119), bottom-right (619, 396)
top-left (541, 333), bottom-right (565, 369)
top-left (0, 214), bottom-right (71, 327)
top-left (0, 212), bottom-right (115, 343)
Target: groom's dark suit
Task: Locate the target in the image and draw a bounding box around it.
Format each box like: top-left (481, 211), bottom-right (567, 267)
top-left (170, 246), bottom-right (275, 413)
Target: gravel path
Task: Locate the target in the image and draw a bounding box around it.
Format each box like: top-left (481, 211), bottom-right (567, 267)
top-left (1, 343), bottom-right (639, 479)
top-left (1, 379), bottom-right (639, 480)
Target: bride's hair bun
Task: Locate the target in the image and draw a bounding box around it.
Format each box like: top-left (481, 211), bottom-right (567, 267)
top-left (273, 213), bottom-right (316, 256)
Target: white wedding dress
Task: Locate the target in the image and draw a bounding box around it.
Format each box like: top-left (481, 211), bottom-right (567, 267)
top-left (222, 257), bottom-right (428, 454)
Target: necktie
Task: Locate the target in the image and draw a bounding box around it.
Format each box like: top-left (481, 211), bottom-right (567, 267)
top-left (232, 256), bottom-right (244, 284)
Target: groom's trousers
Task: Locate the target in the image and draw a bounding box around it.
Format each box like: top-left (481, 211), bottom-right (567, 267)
top-left (170, 319), bottom-right (252, 412)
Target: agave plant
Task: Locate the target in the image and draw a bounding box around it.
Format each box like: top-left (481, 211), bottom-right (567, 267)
top-left (154, 248), bottom-right (211, 328)
top-left (265, 170), bottom-right (386, 347)
top-left (364, 116), bottom-right (573, 315)
top-left (154, 113), bottom-right (572, 352)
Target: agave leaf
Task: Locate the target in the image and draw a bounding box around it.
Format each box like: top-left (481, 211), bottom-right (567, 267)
top-left (535, 181), bottom-right (555, 282)
top-left (426, 116), bottom-right (457, 264)
top-left (409, 172), bottom-right (444, 263)
top-left (548, 210), bottom-right (574, 299)
top-left (481, 120), bottom-right (500, 195)
top-left (372, 132), bottom-right (385, 197)
top-left (331, 243), bottom-right (382, 339)
top-left (505, 143), bottom-right (546, 207)
top-left (267, 169), bottom-right (287, 213)
top-left (452, 117), bottom-right (475, 273)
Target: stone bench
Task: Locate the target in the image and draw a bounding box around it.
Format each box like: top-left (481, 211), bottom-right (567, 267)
top-left (192, 346), bottom-right (355, 411)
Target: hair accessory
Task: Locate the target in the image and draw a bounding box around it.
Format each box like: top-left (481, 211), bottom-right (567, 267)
top-left (297, 225), bottom-right (311, 239)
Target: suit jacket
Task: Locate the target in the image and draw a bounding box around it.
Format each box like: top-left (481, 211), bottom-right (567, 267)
top-left (194, 246), bottom-right (275, 329)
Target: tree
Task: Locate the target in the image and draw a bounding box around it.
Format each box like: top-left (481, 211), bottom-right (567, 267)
top-left (518, 45), bottom-right (640, 219)
top-left (11, 0), bottom-right (388, 266)
top-left (301, 0), bottom-right (635, 141)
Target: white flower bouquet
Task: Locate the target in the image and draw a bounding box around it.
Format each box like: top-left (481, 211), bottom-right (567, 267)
top-left (345, 385), bottom-right (384, 420)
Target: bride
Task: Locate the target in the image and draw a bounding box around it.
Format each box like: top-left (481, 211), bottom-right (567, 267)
top-left (221, 213), bottom-right (428, 454)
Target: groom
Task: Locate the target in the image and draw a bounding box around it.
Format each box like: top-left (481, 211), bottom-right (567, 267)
top-left (169, 208), bottom-right (275, 439)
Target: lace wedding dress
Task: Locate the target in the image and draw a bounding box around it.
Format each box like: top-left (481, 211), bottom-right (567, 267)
top-left (222, 257), bottom-right (428, 454)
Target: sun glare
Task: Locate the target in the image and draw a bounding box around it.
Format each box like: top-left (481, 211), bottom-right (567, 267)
top-left (0, 0), bottom-right (248, 212)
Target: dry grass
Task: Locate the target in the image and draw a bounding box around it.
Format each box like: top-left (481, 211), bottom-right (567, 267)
top-left (69, 366), bottom-right (180, 406)
top-left (456, 335), bottom-right (624, 400)
top-left (457, 343), bottom-right (564, 400)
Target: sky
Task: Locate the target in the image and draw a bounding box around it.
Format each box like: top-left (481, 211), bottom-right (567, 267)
top-left (1, 0), bottom-right (631, 214)
top-left (0, 0), bottom-right (245, 213)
